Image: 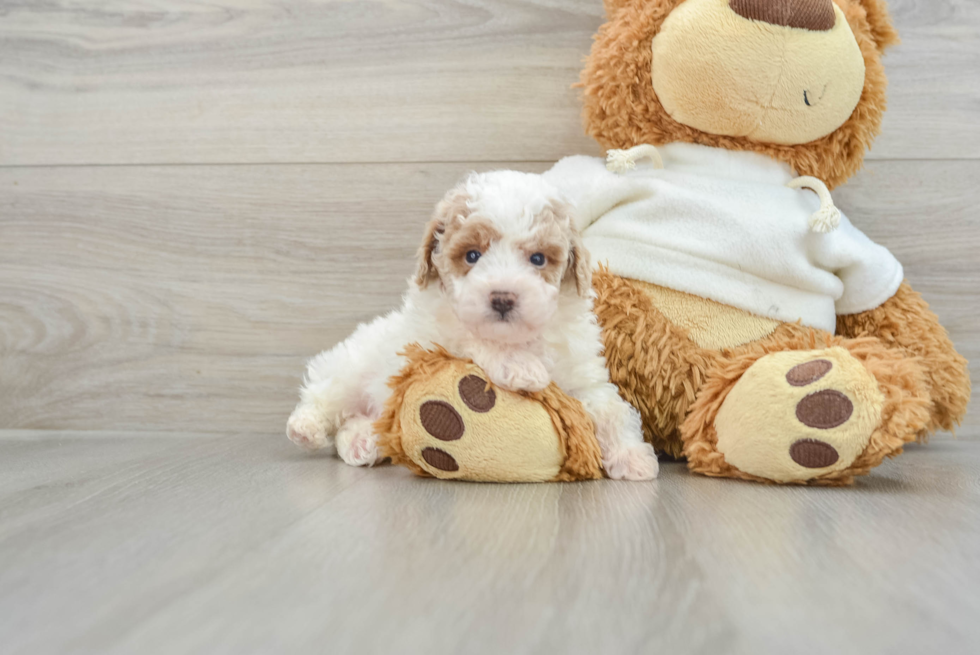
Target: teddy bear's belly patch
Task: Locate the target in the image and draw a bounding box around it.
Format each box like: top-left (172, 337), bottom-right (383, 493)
top-left (632, 280), bottom-right (779, 350)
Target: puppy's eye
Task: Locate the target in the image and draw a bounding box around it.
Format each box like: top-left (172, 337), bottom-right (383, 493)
top-left (529, 253), bottom-right (546, 267)
top-left (465, 250), bottom-right (482, 265)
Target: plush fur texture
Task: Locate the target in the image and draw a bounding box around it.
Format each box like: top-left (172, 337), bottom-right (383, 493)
top-left (593, 267), bottom-right (720, 459)
top-left (837, 281), bottom-right (972, 438)
top-left (580, 0), bottom-right (899, 189)
top-left (376, 344), bottom-right (604, 482)
top-left (287, 171), bottom-right (658, 480)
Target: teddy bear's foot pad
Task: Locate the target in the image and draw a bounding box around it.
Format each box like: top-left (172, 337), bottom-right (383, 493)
top-left (714, 347), bottom-right (884, 483)
top-left (376, 346), bottom-right (604, 483)
top-left (397, 366), bottom-right (565, 482)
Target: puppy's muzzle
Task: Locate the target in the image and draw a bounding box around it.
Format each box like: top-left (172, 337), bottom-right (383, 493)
top-left (490, 291), bottom-right (517, 319)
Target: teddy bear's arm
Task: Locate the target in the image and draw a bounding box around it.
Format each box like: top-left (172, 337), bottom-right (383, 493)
top-left (836, 281), bottom-right (970, 438)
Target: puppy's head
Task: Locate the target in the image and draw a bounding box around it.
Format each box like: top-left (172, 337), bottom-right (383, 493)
top-left (416, 171), bottom-right (591, 344)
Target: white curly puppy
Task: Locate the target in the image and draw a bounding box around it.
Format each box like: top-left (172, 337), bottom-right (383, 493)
top-left (286, 170), bottom-right (659, 480)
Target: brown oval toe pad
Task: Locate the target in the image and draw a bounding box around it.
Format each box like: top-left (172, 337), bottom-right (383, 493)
top-left (796, 389), bottom-right (854, 429)
top-left (790, 439), bottom-right (840, 469)
top-left (422, 447), bottom-right (459, 472)
top-left (458, 375), bottom-right (496, 413)
top-left (786, 359), bottom-right (833, 387)
top-left (419, 401), bottom-right (464, 441)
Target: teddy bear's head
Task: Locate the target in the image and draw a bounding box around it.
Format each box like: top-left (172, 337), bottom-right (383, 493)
top-left (582, 0), bottom-right (899, 188)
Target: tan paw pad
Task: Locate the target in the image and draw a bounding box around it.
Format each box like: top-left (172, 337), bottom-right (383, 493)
top-left (715, 347), bottom-right (884, 482)
top-left (398, 361), bottom-right (564, 482)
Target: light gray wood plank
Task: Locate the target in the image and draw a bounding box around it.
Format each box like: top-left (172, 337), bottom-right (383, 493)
top-left (0, 431), bottom-right (978, 655)
top-left (876, 0), bottom-right (980, 159)
top-left (1, 159), bottom-right (976, 436)
top-left (0, 0), bottom-right (602, 166)
top-left (0, 0), bottom-right (977, 166)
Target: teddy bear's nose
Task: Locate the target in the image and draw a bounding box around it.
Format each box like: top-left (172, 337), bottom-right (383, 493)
top-left (729, 0), bottom-right (836, 31)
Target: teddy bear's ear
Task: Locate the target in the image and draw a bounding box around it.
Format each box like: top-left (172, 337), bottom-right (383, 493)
top-left (853, 0), bottom-right (900, 53)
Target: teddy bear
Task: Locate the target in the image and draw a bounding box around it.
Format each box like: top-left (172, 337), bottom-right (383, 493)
top-left (379, 0), bottom-right (969, 485)
top-left (541, 0), bottom-right (971, 484)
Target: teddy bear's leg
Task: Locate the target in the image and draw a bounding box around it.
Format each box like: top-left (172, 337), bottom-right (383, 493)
top-left (592, 269), bottom-right (720, 459)
top-left (680, 329), bottom-right (932, 485)
top-left (837, 281), bottom-right (971, 439)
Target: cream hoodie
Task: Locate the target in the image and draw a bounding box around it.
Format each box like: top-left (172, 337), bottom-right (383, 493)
top-left (543, 143), bottom-right (903, 334)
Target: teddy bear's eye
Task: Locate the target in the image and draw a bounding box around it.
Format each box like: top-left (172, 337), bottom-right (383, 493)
top-left (465, 250), bottom-right (481, 265)
top-left (530, 253), bottom-right (546, 267)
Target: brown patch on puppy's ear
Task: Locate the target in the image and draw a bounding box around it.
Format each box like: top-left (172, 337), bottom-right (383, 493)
top-left (414, 218), bottom-right (445, 289)
top-left (548, 200), bottom-right (592, 297)
top-left (415, 187), bottom-right (472, 288)
top-left (567, 228), bottom-right (592, 298)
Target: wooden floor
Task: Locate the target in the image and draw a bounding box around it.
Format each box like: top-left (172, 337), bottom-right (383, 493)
top-left (1, 431), bottom-right (978, 655)
top-left (2, 1), bottom-right (980, 653)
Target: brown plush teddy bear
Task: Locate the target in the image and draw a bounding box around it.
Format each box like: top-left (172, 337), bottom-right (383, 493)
top-left (541, 0), bottom-right (970, 484)
top-left (378, 0), bottom-right (969, 486)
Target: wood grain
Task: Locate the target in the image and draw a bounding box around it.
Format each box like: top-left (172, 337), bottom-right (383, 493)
top-left (0, 0), bottom-right (977, 166)
top-left (1, 160), bottom-right (977, 436)
top-left (1, 431), bottom-right (978, 655)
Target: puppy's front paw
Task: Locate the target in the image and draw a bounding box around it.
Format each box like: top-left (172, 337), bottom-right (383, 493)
top-left (483, 352), bottom-right (550, 392)
top-left (591, 398), bottom-right (657, 480)
top-left (603, 442), bottom-right (660, 481)
top-left (287, 407), bottom-right (330, 451)
top-left (336, 417), bottom-right (381, 467)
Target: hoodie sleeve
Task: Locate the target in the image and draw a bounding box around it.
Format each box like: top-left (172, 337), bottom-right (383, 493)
top-left (543, 156), bottom-right (641, 232)
top-left (810, 213), bottom-right (905, 315)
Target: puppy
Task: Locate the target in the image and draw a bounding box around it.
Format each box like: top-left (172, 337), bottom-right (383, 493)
top-left (286, 170), bottom-right (659, 480)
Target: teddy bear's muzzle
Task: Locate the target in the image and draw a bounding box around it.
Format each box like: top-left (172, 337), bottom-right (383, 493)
top-left (650, 0), bottom-right (865, 146)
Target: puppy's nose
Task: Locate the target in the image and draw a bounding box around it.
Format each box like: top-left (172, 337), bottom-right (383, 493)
top-left (729, 0), bottom-right (835, 31)
top-left (490, 291), bottom-right (517, 318)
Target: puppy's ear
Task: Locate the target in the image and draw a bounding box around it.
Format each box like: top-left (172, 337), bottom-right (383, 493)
top-left (415, 186), bottom-right (471, 289)
top-left (551, 200), bottom-right (592, 298)
top-left (414, 217), bottom-right (444, 289)
top-left (566, 227), bottom-right (593, 298)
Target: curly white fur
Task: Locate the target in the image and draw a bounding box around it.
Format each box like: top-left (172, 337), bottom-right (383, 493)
top-left (286, 170), bottom-right (658, 481)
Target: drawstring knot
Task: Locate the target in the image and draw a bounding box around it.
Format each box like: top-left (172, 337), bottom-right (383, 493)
top-left (787, 176), bottom-right (841, 233)
top-left (606, 145), bottom-right (664, 174)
